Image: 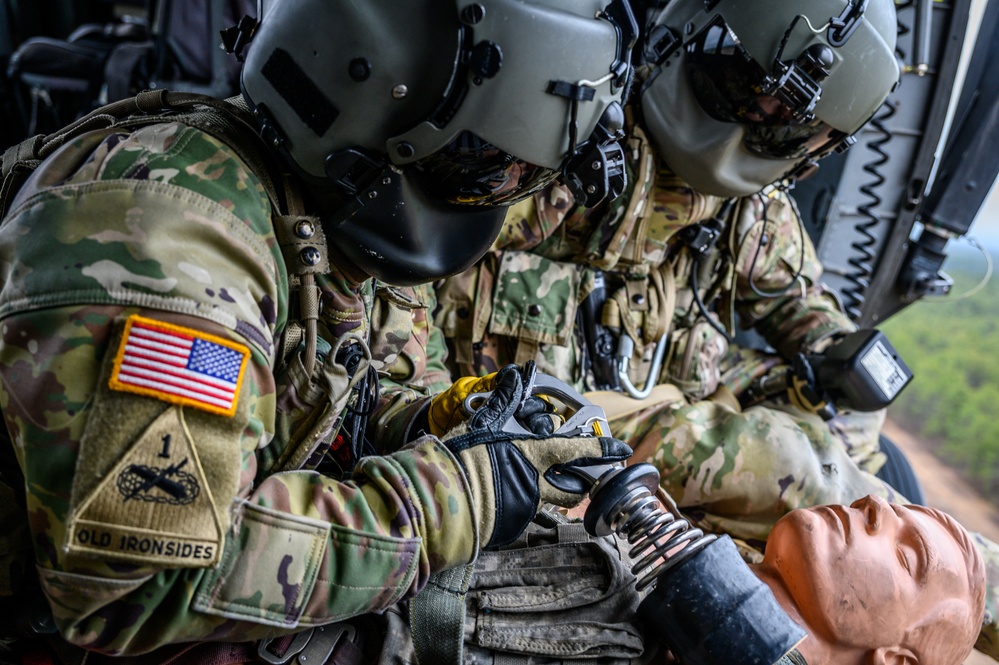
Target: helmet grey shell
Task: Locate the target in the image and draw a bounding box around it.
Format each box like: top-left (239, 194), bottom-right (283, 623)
top-left (640, 0), bottom-right (901, 197)
top-left (236, 0), bottom-right (636, 284)
top-left (241, 0), bottom-right (633, 201)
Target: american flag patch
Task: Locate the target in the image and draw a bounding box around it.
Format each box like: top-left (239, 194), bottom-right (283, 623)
top-left (109, 315), bottom-right (250, 417)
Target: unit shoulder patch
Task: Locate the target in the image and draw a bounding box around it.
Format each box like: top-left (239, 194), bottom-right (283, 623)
top-left (109, 314), bottom-right (249, 417)
top-left (66, 406), bottom-right (225, 567)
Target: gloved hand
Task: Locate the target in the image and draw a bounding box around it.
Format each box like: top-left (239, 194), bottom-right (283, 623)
top-left (427, 372), bottom-right (499, 438)
top-left (787, 353), bottom-right (836, 420)
top-left (427, 362), bottom-right (562, 437)
top-left (438, 363), bottom-right (632, 549)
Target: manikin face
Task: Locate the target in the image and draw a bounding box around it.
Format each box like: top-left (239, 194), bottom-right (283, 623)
top-left (764, 495), bottom-right (980, 658)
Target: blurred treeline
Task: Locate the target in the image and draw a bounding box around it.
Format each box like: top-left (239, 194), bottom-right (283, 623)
top-left (881, 241), bottom-right (999, 495)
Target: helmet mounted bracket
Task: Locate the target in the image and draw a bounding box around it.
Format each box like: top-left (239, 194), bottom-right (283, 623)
top-left (546, 80), bottom-right (627, 206)
top-left (542, 0), bottom-right (636, 207)
top-left (597, 0), bottom-right (640, 92)
top-left (827, 0), bottom-right (870, 46)
top-left (325, 148), bottom-right (386, 198)
top-left (221, 15), bottom-right (260, 62)
top-left (644, 24), bottom-right (682, 65)
top-left (764, 32), bottom-right (835, 123)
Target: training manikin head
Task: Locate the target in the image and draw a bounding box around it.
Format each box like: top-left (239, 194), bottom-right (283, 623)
top-left (234, 0), bottom-right (637, 285)
top-left (754, 495), bottom-right (986, 665)
top-left (638, 0), bottom-right (901, 197)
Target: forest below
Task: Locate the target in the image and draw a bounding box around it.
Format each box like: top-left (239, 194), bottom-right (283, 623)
top-left (880, 241), bottom-right (999, 496)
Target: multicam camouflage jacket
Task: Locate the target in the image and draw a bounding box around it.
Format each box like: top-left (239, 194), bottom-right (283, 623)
top-left (0, 119), bottom-right (475, 655)
top-left (436, 123), bottom-right (853, 399)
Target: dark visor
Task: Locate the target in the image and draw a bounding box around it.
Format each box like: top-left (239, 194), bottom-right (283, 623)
top-left (685, 20), bottom-right (847, 160)
top-left (411, 131), bottom-right (561, 206)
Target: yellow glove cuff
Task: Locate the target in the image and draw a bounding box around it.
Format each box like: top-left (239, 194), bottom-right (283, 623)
top-left (428, 373), bottom-right (497, 437)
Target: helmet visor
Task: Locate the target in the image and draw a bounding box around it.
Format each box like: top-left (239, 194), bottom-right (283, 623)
top-left (411, 131), bottom-right (560, 206)
top-left (685, 20), bottom-right (841, 160)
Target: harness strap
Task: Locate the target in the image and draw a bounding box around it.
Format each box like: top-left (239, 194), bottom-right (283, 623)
top-left (0, 135), bottom-right (43, 217)
top-left (409, 562), bottom-right (476, 665)
top-left (649, 259), bottom-right (677, 344)
top-left (275, 175), bottom-right (326, 377)
top-left (583, 383), bottom-right (685, 423)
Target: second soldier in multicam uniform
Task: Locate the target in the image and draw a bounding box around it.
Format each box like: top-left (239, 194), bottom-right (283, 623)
top-left (439, 0), bottom-right (901, 542)
top-left (0, 0), bottom-right (639, 661)
top-left (433, 0), bottom-right (999, 658)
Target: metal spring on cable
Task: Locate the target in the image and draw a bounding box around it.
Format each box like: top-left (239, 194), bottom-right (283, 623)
top-left (841, 99), bottom-right (897, 320)
top-left (599, 475), bottom-right (716, 591)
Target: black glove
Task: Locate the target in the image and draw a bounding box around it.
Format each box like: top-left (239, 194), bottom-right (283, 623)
top-left (440, 363), bottom-right (632, 549)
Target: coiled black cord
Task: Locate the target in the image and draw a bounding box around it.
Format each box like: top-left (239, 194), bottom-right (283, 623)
top-left (841, 99), bottom-right (897, 320)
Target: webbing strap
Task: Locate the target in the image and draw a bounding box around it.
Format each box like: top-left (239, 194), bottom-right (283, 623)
top-left (409, 562), bottom-right (475, 665)
top-left (1, 135), bottom-right (43, 178)
top-left (0, 135), bottom-right (43, 218)
top-left (583, 383), bottom-right (685, 422)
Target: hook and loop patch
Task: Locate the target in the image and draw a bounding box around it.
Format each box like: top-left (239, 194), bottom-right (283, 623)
top-left (109, 314), bottom-right (250, 417)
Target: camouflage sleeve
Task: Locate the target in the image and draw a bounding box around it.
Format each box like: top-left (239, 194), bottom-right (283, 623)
top-left (607, 395), bottom-right (903, 544)
top-left (490, 184), bottom-right (577, 252)
top-left (731, 192), bottom-right (855, 358)
top-left (369, 283), bottom-right (453, 450)
top-left (0, 123), bottom-right (476, 654)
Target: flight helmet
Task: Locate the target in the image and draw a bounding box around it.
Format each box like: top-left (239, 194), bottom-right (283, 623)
top-left (639, 0), bottom-right (901, 197)
top-left (232, 0), bottom-right (637, 284)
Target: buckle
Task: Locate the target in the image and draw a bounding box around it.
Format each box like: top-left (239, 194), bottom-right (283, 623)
top-left (258, 624), bottom-right (357, 665)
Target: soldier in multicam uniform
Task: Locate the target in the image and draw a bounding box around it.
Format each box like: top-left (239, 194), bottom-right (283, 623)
top-left (0, 0), bottom-right (639, 661)
top-left (433, 0), bottom-right (999, 658)
top-left (438, 0), bottom-right (901, 543)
